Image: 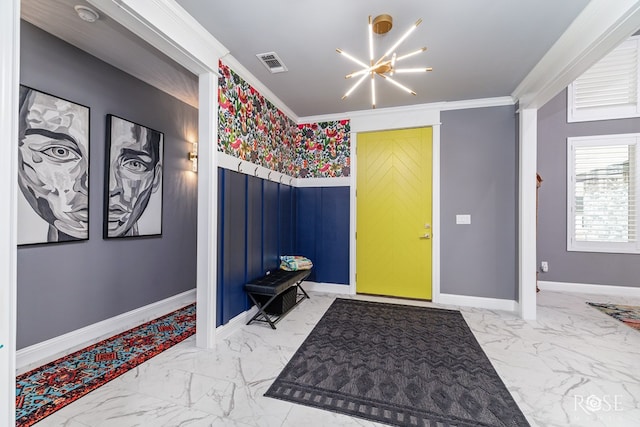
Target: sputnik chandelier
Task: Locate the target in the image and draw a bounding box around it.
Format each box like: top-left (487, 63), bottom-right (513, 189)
top-left (336, 14), bottom-right (432, 109)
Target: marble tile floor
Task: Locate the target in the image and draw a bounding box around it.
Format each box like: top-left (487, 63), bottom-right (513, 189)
top-left (32, 290), bottom-right (640, 427)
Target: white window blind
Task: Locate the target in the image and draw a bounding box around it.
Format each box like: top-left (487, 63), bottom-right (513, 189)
top-left (568, 134), bottom-right (640, 253)
top-left (568, 36), bottom-right (640, 122)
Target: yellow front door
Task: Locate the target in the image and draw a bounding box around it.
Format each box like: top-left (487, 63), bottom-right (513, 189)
top-left (356, 127), bottom-right (432, 300)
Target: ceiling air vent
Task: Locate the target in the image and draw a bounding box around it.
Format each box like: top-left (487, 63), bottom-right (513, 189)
top-left (256, 52), bottom-right (288, 74)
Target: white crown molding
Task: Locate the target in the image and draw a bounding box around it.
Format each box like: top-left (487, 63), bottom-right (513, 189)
top-left (298, 112), bottom-right (358, 125)
top-left (16, 290), bottom-right (196, 374)
top-left (221, 56), bottom-right (299, 122)
top-left (88, 0), bottom-right (227, 75)
top-left (298, 96), bottom-right (514, 125)
top-left (513, 0), bottom-right (640, 109)
top-left (439, 96), bottom-right (516, 111)
top-left (538, 281), bottom-right (640, 297)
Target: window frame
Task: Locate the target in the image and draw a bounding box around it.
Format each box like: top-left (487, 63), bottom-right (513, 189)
top-left (567, 133), bottom-right (640, 254)
top-left (567, 35), bottom-right (640, 123)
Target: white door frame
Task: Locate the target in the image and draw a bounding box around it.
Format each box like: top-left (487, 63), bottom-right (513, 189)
top-left (349, 106), bottom-right (442, 303)
top-left (1, 0), bottom-right (20, 424)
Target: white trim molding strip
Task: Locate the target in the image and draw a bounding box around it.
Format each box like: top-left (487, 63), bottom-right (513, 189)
top-left (16, 289), bottom-right (196, 374)
top-left (215, 306), bottom-right (259, 341)
top-left (217, 152), bottom-right (350, 188)
top-left (438, 293), bottom-right (518, 312)
top-left (302, 281), bottom-right (353, 295)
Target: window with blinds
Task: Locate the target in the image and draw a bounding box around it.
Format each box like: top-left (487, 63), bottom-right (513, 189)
top-left (568, 36), bottom-right (640, 122)
top-left (568, 134), bottom-right (639, 253)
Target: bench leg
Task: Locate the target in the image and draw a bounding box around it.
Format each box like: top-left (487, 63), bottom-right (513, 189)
top-left (297, 283), bottom-right (310, 300)
top-left (246, 293), bottom-right (278, 329)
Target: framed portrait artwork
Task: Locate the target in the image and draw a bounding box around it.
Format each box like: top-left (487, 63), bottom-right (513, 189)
top-left (17, 85), bottom-right (90, 245)
top-left (104, 115), bottom-right (164, 238)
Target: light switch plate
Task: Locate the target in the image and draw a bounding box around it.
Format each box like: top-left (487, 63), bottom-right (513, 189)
top-left (456, 214), bottom-right (471, 225)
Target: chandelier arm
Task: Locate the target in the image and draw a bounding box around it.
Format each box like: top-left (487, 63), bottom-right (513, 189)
top-left (368, 16), bottom-right (374, 63)
top-left (336, 48), bottom-right (369, 69)
top-left (379, 74), bottom-right (417, 95)
top-left (346, 66), bottom-right (375, 79)
top-left (382, 18), bottom-right (422, 59)
top-left (395, 47), bottom-right (428, 62)
top-left (393, 68), bottom-right (433, 73)
top-left (371, 73), bottom-right (376, 108)
top-left (342, 72), bottom-right (369, 99)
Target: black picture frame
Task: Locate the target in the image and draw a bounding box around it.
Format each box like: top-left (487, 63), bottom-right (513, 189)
top-left (104, 114), bottom-right (164, 239)
top-left (17, 85), bottom-right (91, 246)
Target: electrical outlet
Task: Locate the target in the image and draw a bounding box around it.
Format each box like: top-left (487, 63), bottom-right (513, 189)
top-left (540, 261), bottom-right (549, 272)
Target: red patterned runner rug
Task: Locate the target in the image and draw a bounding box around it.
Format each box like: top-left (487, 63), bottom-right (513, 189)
top-left (16, 303), bottom-right (196, 426)
top-left (588, 302), bottom-right (640, 332)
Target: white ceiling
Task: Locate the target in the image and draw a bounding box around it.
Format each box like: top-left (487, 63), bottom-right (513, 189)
top-left (22, 0), bottom-right (592, 118)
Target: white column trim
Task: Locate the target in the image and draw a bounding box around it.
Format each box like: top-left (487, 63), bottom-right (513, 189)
top-left (196, 72), bottom-right (219, 349)
top-left (431, 124), bottom-right (441, 304)
top-left (519, 109), bottom-right (537, 320)
top-left (349, 132), bottom-right (358, 295)
top-left (0, 0), bottom-right (19, 425)
top-left (513, 0), bottom-right (640, 109)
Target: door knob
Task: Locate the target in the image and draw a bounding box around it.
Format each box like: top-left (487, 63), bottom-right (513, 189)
top-left (420, 233), bottom-right (431, 239)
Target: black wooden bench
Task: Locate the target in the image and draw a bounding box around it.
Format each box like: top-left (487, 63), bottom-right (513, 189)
top-left (244, 269), bottom-right (311, 329)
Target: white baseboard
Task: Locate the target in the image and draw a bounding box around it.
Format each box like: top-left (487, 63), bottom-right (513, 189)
top-left (215, 306), bottom-right (258, 340)
top-left (438, 293), bottom-right (518, 312)
top-left (214, 282), bottom-right (348, 338)
top-left (537, 280), bottom-right (640, 297)
top-left (302, 281), bottom-right (352, 295)
top-left (16, 289), bottom-right (196, 374)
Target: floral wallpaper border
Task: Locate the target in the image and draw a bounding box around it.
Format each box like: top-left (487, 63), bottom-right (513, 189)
top-left (218, 61), bottom-right (350, 178)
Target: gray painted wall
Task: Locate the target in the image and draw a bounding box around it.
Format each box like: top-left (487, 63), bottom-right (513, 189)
top-left (537, 89), bottom-right (640, 287)
top-left (18, 22), bottom-right (198, 349)
top-left (441, 106), bottom-right (518, 300)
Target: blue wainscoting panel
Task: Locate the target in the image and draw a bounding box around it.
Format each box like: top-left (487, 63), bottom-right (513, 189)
top-left (221, 170), bottom-right (249, 324)
top-left (279, 184), bottom-right (294, 257)
top-left (295, 187), bottom-right (320, 282)
top-left (217, 170), bottom-right (350, 326)
top-left (317, 187), bottom-right (350, 285)
top-left (246, 175), bottom-right (264, 281)
top-left (262, 180), bottom-right (280, 272)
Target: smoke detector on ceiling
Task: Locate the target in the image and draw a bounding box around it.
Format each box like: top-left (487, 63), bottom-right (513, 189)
top-left (256, 52), bottom-right (288, 74)
top-left (74, 5), bottom-right (100, 23)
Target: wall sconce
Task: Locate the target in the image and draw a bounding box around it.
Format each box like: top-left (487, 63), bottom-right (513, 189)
top-left (188, 142), bottom-right (198, 172)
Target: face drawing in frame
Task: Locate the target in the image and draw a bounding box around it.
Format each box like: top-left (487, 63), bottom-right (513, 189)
top-left (17, 86), bottom-right (90, 244)
top-left (105, 115), bottom-right (163, 238)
